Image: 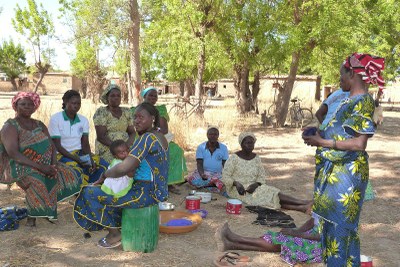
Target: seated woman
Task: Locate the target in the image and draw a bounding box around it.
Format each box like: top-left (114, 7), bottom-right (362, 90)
top-left (222, 132), bottom-right (311, 212)
top-left (0, 92), bottom-right (81, 226)
top-left (215, 215), bottom-right (322, 266)
top-left (48, 90), bottom-right (108, 185)
top-left (93, 84), bottom-right (136, 163)
top-left (73, 102), bottom-right (168, 248)
top-left (132, 87), bottom-right (187, 194)
top-left (187, 126), bottom-right (228, 194)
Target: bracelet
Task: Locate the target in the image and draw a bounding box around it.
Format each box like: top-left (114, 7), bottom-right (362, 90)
top-left (333, 139), bottom-right (337, 149)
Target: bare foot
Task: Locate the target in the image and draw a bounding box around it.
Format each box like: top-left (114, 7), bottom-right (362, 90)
top-left (214, 222), bottom-right (235, 251)
top-left (26, 217), bottom-right (36, 227)
top-left (105, 230), bottom-right (121, 244)
top-left (304, 200), bottom-right (313, 215)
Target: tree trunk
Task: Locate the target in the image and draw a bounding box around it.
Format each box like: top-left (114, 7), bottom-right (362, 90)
top-left (184, 78), bottom-right (194, 99)
top-left (121, 74), bottom-right (129, 103)
top-left (179, 80), bottom-right (185, 96)
top-left (195, 32), bottom-right (206, 99)
top-left (80, 78), bottom-right (87, 98)
top-left (252, 71), bottom-right (260, 114)
top-left (33, 62), bottom-right (50, 94)
top-left (10, 78), bottom-right (18, 91)
top-left (234, 62), bottom-right (251, 114)
top-left (275, 51), bottom-right (301, 127)
top-left (128, 0), bottom-right (141, 106)
top-left (34, 72), bottom-right (46, 94)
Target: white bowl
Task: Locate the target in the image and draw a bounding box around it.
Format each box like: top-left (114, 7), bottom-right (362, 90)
top-left (194, 192), bottom-right (212, 203)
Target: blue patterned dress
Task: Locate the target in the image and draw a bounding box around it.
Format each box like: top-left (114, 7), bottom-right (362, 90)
top-left (313, 94), bottom-right (375, 266)
top-left (73, 132), bottom-right (168, 230)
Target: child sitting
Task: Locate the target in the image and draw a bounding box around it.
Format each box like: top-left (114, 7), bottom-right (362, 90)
top-left (101, 140), bottom-right (133, 198)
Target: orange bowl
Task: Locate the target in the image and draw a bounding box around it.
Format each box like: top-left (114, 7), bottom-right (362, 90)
top-left (159, 210), bottom-right (202, 234)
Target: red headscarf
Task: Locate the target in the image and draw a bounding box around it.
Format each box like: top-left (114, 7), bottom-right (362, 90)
top-left (11, 92), bottom-right (41, 111)
top-left (343, 52), bottom-right (385, 91)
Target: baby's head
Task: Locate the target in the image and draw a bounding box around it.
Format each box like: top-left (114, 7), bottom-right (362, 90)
top-left (110, 140), bottom-right (129, 160)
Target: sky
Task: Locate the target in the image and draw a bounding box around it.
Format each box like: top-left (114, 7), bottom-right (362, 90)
top-left (0, 0), bottom-right (73, 71)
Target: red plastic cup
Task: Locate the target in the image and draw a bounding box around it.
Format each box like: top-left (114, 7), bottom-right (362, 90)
top-left (186, 196), bottom-right (201, 210)
top-left (360, 255), bottom-right (373, 267)
top-left (226, 199), bottom-right (242, 214)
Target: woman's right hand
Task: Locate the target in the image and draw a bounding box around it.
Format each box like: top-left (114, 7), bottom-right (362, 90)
top-left (234, 181), bottom-right (246, 195)
top-left (93, 173), bottom-right (106, 185)
top-left (39, 165), bottom-right (57, 177)
top-left (200, 173), bottom-right (208, 180)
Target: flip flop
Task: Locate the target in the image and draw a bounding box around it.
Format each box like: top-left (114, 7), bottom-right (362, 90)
top-left (97, 237), bottom-right (121, 249)
top-left (213, 257), bottom-right (248, 266)
top-left (222, 252), bottom-right (251, 262)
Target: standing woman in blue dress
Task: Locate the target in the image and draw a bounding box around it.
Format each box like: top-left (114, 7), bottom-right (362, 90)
top-left (303, 53), bottom-right (384, 266)
top-left (49, 90), bottom-right (108, 185)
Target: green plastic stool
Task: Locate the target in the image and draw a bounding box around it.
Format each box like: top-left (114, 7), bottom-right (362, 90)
top-left (121, 205), bottom-right (159, 252)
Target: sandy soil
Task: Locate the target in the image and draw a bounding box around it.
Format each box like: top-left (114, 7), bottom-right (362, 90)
top-left (0, 110), bottom-right (399, 267)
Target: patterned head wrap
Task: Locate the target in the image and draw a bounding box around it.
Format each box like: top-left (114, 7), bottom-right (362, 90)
top-left (101, 84), bottom-right (121, 104)
top-left (140, 87), bottom-right (158, 98)
top-left (343, 53), bottom-right (385, 91)
top-left (11, 92), bottom-right (41, 112)
top-left (238, 132), bottom-right (257, 145)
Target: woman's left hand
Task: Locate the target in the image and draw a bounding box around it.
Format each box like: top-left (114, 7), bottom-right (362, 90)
top-left (246, 183), bottom-right (260, 194)
top-left (302, 132), bottom-right (324, 147)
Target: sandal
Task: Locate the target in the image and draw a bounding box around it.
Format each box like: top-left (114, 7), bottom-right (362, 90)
top-left (97, 237), bottom-right (121, 249)
top-left (222, 252), bottom-right (251, 262)
top-left (213, 257), bottom-right (248, 266)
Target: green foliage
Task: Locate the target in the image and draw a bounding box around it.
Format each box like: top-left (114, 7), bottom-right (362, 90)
top-left (141, 0), bottom-right (231, 83)
top-left (70, 39), bottom-right (98, 78)
top-left (0, 40), bottom-right (27, 79)
top-left (60, 0), bottom-right (399, 97)
top-left (12, 0), bottom-right (54, 64)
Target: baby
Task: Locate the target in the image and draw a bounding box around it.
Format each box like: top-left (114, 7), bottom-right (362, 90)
top-left (101, 140), bottom-right (134, 198)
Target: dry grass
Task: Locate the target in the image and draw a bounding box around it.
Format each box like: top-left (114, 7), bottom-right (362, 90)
top-left (1, 94), bottom-right (259, 152)
top-left (1, 93), bottom-right (399, 267)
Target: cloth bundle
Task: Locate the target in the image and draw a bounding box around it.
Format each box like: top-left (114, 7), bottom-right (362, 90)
top-left (0, 206), bottom-right (28, 231)
top-left (246, 206), bottom-right (296, 228)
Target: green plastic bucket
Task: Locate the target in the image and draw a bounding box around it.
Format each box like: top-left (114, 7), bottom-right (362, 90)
top-left (121, 205), bottom-right (159, 252)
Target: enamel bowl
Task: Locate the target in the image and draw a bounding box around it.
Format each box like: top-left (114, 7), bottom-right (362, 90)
top-left (194, 192), bottom-right (212, 203)
top-left (158, 202), bottom-right (175, 211)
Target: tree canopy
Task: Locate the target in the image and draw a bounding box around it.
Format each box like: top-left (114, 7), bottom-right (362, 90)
top-left (12, 0), bottom-right (55, 93)
top-left (23, 0), bottom-right (399, 117)
top-left (0, 40), bottom-right (27, 90)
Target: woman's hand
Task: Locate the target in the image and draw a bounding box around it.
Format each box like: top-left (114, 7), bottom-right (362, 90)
top-left (39, 165), bottom-right (58, 178)
top-left (234, 181), bottom-right (246, 195)
top-left (302, 132), bottom-right (324, 147)
top-left (246, 183), bottom-right (260, 194)
top-left (200, 173), bottom-right (208, 180)
top-left (93, 173), bottom-right (106, 185)
top-left (88, 156), bottom-right (98, 173)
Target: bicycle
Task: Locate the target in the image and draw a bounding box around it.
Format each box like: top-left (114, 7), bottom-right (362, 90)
top-left (267, 97), bottom-right (313, 128)
top-left (288, 98), bottom-right (313, 128)
top-left (169, 96), bottom-right (207, 119)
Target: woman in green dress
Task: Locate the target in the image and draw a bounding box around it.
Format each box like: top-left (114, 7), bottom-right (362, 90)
top-left (132, 87), bottom-right (187, 194)
top-left (0, 92), bottom-right (81, 226)
top-left (93, 84), bottom-right (136, 163)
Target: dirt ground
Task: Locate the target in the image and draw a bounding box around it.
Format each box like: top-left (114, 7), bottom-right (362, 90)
top-left (1, 111), bottom-right (399, 267)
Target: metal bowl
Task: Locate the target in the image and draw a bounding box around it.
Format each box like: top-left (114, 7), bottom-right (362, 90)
top-left (158, 202), bottom-right (175, 211)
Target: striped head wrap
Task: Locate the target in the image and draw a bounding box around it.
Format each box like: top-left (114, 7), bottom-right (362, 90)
top-left (343, 53), bottom-right (385, 91)
top-left (11, 92), bottom-right (41, 111)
